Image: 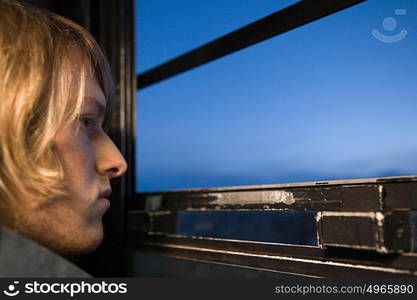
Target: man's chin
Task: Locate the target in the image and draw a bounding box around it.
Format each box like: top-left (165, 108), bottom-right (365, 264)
top-left (54, 226), bottom-right (104, 257)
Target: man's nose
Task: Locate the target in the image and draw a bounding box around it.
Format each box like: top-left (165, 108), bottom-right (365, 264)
top-left (95, 134), bottom-right (128, 179)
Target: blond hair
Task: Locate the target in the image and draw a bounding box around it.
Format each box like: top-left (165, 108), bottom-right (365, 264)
top-left (0, 0), bottom-right (115, 212)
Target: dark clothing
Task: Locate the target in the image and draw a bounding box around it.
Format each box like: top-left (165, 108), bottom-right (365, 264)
top-left (0, 226), bottom-right (90, 277)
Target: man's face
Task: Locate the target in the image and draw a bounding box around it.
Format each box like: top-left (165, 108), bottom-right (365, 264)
top-left (17, 73), bottom-right (127, 255)
top-left (53, 74), bottom-right (127, 254)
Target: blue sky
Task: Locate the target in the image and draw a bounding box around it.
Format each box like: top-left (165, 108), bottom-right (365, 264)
top-left (136, 0), bottom-right (417, 192)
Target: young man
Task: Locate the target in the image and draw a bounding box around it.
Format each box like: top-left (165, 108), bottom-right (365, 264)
top-left (0, 0), bottom-right (127, 276)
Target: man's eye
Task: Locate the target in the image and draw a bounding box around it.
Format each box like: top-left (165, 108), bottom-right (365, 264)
top-left (81, 118), bottom-right (91, 127)
top-left (80, 117), bottom-right (98, 130)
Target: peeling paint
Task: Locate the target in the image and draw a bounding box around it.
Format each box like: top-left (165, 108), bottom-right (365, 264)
top-left (375, 212), bottom-right (387, 254)
top-left (209, 190), bottom-right (297, 206)
top-left (322, 243), bottom-right (376, 250)
top-left (269, 191), bottom-right (296, 205)
top-left (319, 212), bottom-right (378, 217)
top-left (378, 185), bottom-right (384, 211)
top-left (375, 212), bottom-right (385, 224)
top-left (315, 212), bottom-right (323, 248)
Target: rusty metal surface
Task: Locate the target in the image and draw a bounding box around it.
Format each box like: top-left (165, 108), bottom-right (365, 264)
top-left (130, 176), bottom-right (417, 259)
top-left (133, 176), bottom-right (417, 212)
top-left (127, 235), bottom-right (417, 278)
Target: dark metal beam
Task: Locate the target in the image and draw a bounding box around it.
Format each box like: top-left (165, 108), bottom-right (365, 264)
top-left (137, 0), bottom-right (366, 89)
top-left (132, 176), bottom-right (417, 212)
top-left (317, 212), bottom-right (414, 253)
top-left (131, 177), bottom-right (417, 255)
top-left (127, 235), bottom-right (417, 277)
top-left (128, 210), bottom-right (417, 254)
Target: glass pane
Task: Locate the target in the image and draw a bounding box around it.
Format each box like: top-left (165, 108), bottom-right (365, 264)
top-left (137, 0), bottom-right (417, 192)
top-left (177, 211), bottom-right (317, 246)
top-left (136, 0), bottom-right (300, 72)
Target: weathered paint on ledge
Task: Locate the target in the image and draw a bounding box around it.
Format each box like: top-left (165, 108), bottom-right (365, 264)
top-left (133, 176), bottom-right (417, 212)
top-left (317, 211), bottom-right (413, 254)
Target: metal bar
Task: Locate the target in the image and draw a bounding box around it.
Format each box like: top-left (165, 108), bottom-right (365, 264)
top-left (136, 185), bottom-right (380, 211)
top-left (132, 177), bottom-right (417, 212)
top-left (126, 235), bottom-right (417, 277)
top-left (317, 212), bottom-right (413, 253)
top-left (137, 0), bottom-right (366, 89)
top-left (128, 210), bottom-right (416, 254)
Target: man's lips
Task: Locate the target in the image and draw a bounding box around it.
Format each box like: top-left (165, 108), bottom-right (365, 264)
top-left (98, 188), bottom-right (112, 199)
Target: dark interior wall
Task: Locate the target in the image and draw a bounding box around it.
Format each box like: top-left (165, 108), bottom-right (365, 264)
top-left (24, 0), bottom-right (91, 29)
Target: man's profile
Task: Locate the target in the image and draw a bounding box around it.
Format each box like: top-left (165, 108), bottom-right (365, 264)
top-left (0, 0), bottom-right (127, 276)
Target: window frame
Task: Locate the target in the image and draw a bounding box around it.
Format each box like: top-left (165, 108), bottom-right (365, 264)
top-left (131, 0), bottom-right (417, 277)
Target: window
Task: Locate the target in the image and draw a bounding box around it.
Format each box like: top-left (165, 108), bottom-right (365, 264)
top-left (137, 0), bottom-right (417, 192)
top-left (131, 0), bottom-right (417, 278)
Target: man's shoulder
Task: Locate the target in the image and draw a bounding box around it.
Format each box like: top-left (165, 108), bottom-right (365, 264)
top-left (0, 226), bottom-right (91, 278)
